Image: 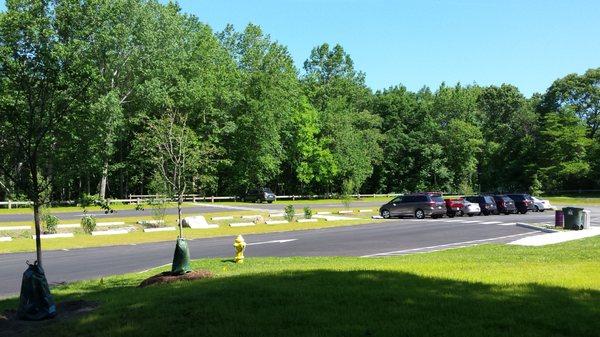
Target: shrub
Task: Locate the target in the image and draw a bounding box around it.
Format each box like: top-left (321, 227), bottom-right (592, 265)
top-left (42, 214), bottom-right (59, 234)
top-left (284, 205), bottom-right (295, 222)
top-left (303, 206), bottom-right (313, 219)
top-left (81, 215), bottom-right (96, 234)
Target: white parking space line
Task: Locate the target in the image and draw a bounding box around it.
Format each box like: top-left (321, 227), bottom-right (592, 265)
top-left (461, 220), bottom-right (480, 223)
top-left (444, 220), bottom-right (463, 223)
top-left (360, 232), bottom-right (537, 257)
top-left (495, 222), bottom-right (516, 226)
top-left (481, 221), bottom-right (503, 224)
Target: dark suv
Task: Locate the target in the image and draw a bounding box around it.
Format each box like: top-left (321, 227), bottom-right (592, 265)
top-left (506, 194), bottom-right (534, 214)
top-left (379, 193), bottom-right (446, 219)
top-left (242, 188), bottom-right (276, 203)
top-left (493, 195), bottom-right (517, 215)
top-left (464, 195), bottom-right (497, 215)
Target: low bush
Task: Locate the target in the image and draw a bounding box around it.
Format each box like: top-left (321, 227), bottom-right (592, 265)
top-left (284, 205), bottom-right (295, 222)
top-left (42, 214), bottom-right (59, 234)
top-left (81, 215), bottom-right (96, 234)
top-left (303, 206), bottom-right (313, 219)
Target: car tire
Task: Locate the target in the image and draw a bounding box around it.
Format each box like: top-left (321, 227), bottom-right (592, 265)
top-left (504, 212), bottom-right (510, 215)
top-left (447, 213), bottom-right (455, 218)
top-left (519, 210), bottom-right (527, 214)
top-left (468, 213), bottom-right (474, 217)
top-left (415, 209), bottom-right (425, 219)
top-left (267, 200), bottom-right (273, 204)
top-left (482, 210), bottom-right (489, 216)
top-left (381, 209), bottom-right (391, 219)
top-left (534, 205), bottom-right (540, 212)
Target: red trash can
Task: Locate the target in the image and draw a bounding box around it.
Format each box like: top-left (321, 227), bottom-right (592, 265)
top-left (555, 210), bottom-right (564, 228)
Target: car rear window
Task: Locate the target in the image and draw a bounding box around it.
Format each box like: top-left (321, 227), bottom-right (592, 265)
top-left (503, 196), bottom-right (512, 202)
top-left (484, 196), bottom-right (494, 203)
top-left (508, 195), bottom-right (524, 201)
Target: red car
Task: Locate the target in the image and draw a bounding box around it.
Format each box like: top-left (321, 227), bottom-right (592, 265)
top-left (444, 198), bottom-right (464, 217)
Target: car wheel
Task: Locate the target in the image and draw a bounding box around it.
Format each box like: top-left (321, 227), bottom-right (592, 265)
top-left (519, 210), bottom-right (527, 214)
top-left (483, 210), bottom-right (489, 216)
top-left (381, 209), bottom-right (391, 219)
top-left (504, 212), bottom-right (510, 215)
top-left (468, 213), bottom-right (474, 217)
top-left (534, 205), bottom-right (540, 212)
top-left (540, 209), bottom-right (545, 212)
top-left (447, 213), bottom-right (455, 218)
top-left (267, 200), bottom-right (273, 204)
top-left (415, 209), bottom-right (425, 219)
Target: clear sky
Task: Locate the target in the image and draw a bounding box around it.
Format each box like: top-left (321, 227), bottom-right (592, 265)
top-left (2, 0), bottom-right (599, 96)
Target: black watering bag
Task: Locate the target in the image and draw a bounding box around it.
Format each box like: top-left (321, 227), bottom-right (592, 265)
top-left (17, 261), bottom-right (57, 321)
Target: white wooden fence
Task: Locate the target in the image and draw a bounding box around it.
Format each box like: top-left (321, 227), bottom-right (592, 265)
top-left (0, 193), bottom-right (399, 208)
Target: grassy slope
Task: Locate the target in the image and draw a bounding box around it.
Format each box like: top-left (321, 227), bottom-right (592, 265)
top-left (1, 237), bottom-right (599, 337)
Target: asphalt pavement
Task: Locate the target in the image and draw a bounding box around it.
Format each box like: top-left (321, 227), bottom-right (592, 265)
top-left (0, 210), bottom-right (566, 298)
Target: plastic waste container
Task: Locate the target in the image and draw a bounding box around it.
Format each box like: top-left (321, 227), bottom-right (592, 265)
top-left (582, 210), bottom-right (591, 229)
top-left (562, 207), bottom-right (584, 230)
top-left (555, 210), bottom-right (564, 228)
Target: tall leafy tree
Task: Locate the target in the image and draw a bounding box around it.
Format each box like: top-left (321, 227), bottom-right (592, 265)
top-left (0, 0), bottom-right (93, 265)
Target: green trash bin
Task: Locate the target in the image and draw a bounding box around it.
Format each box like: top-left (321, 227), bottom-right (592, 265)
top-left (562, 207), bottom-right (584, 230)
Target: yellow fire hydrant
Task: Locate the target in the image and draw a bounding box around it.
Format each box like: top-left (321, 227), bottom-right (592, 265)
top-left (233, 235), bottom-right (246, 263)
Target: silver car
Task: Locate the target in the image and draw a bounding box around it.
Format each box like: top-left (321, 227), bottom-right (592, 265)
top-left (461, 200), bottom-right (481, 217)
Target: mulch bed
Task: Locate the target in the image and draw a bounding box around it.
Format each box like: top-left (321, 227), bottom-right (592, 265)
top-left (0, 300), bottom-right (99, 337)
top-left (138, 270), bottom-right (213, 288)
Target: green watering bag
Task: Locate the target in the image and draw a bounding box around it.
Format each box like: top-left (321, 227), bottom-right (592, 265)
top-left (171, 237), bottom-right (191, 275)
top-left (17, 262), bottom-right (57, 320)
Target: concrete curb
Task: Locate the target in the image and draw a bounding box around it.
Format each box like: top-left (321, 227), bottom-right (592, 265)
top-left (516, 222), bottom-right (559, 233)
top-left (143, 227), bottom-right (176, 233)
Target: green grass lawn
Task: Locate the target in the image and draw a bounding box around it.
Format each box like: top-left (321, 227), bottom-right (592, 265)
top-left (1, 237), bottom-right (598, 337)
top-left (0, 209), bottom-right (379, 253)
top-left (543, 196), bottom-right (600, 206)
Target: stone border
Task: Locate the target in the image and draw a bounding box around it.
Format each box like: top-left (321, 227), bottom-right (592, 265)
top-left (265, 220), bottom-right (289, 225)
top-left (57, 224), bottom-right (80, 229)
top-left (212, 216), bottom-right (233, 220)
top-left (516, 222), bottom-right (559, 233)
top-left (0, 236), bottom-right (13, 242)
top-left (33, 233), bottom-right (74, 239)
top-left (297, 219), bottom-right (317, 223)
top-left (0, 226), bottom-right (31, 231)
top-left (229, 222), bottom-right (255, 227)
top-left (91, 229), bottom-right (129, 236)
top-left (143, 227), bottom-right (176, 233)
top-left (96, 222), bottom-right (126, 227)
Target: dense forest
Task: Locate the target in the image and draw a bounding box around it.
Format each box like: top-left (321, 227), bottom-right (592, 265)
top-left (1, 0), bottom-right (599, 202)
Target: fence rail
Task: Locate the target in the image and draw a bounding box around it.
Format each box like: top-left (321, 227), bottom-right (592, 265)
top-left (0, 193), bottom-right (400, 208)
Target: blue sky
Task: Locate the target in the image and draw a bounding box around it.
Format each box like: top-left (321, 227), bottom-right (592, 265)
top-left (3, 1), bottom-right (599, 96)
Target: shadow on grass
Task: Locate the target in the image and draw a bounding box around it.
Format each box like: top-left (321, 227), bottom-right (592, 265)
top-left (4, 269), bottom-right (600, 337)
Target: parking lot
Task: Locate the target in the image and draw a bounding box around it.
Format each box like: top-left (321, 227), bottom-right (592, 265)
top-left (3, 206), bottom-right (596, 297)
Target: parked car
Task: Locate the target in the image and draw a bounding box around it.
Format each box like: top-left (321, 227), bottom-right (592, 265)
top-left (530, 196), bottom-right (554, 212)
top-left (461, 200), bottom-right (481, 217)
top-left (242, 187), bottom-right (276, 203)
top-left (444, 198), bottom-right (464, 217)
top-left (379, 193), bottom-right (446, 219)
top-left (493, 195), bottom-right (517, 215)
top-left (464, 195), bottom-right (497, 215)
top-left (506, 194), bottom-right (535, 214)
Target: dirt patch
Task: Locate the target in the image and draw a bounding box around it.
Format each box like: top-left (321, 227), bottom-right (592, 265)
top-left (138, 270), bottom-right (213, 288)
top-left (0, 300), bottom-right (99, 337)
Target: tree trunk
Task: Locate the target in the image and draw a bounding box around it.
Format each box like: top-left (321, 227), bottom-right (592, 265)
top-left (178, 194), bottom-right (183, 238)
top-left (33, 202), bottom-right (43, 267)
top-left (99, 160), bottom-right (109, 199)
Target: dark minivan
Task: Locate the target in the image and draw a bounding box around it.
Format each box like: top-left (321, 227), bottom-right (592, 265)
top-left (242, 187), bottom-right (276, 203)
top-left (464, 195), bottom-right (497, 215)
top-left (379, 193), bottom-right (446, 219)
top-left (493, 195), bottom-right (517, 215)
top-left (506, 194), bottom-right (534, 214)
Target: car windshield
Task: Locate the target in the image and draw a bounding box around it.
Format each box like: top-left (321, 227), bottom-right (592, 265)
top-left (263, 188), bottom-right (273, 193)
top-left (391, 196), bottom-right (402, 203)
top-left (431, 196), bottom-right (444, 202)
top-left (503, 196), bottom-right (512, 202)
top-left (485, 196), bottom-right (494, 203)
